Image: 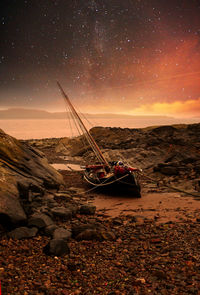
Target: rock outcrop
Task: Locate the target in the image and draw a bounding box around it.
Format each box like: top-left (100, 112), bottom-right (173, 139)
top-left (0, 129), bottom-right (63, 225)
top-left (55, 123), bottom-right (200, 171)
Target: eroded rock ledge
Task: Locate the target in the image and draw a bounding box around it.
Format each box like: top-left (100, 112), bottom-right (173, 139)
top-left (0, 128), bottom-right (63, 225)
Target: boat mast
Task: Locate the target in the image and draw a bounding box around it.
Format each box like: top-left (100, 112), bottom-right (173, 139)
top-left (57, 81), bottom-right (110, 168)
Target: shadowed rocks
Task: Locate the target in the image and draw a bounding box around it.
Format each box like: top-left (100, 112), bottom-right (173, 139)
top-left (0, 128), bottom-right (63, 226)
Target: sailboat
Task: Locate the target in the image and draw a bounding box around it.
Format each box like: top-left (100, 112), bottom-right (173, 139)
top-left (57, 82), bottom-right (141, 197)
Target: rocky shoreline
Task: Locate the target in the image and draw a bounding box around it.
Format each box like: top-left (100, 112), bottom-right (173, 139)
top-left (0, 123), bottom-right (200, 294)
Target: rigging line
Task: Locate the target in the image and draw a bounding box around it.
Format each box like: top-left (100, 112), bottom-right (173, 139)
top-left (82, 130), bottom-right (103, 163)
top-left (65, 97), bottom-right (88, 143)
top-left (77, 110), bottom-right (112, 164)
top-left (77, 111), bottom-right (105, 161)
top-left (64, 93), bottom-right (92, 146)
top-left (70, 106), bottom-right (83, 138)
top-left (76, 107), bottom-right (94, 129)
top-left (57, 82), bottom-right (104, 166)
top-left (57, 81), bottom-right (109, 167)
top-left (77, 119), bottom-right (106, 164)
top-left (83, 173), bottom-right (129, 187)
top-left (66, 103), bottom-right (74, 138)
top-left (67, 99), bottom-right (103, 163)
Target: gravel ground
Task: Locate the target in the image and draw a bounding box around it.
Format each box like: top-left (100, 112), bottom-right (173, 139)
top-left (1, 216), bottom-right (200, 294)
top-left (1, 170), bottom-right (200, 295)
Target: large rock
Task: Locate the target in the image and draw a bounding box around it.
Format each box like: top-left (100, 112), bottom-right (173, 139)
top-left (72, 223), bottom-right (116, 241)
top-left (53, 227), bottom-right (72, 240)
top-left (0, 129), bottom-right (63, 225)
top-left (43, 239), bottom-right (70, 257)
top-left (80, 204), bottom-right (96, 215)
top-left (28, 213), bottom-right (54, 229)
top-left (50, 207), bottom-right (72, 219)
top-left (8, 227), bottom-right (38, 239)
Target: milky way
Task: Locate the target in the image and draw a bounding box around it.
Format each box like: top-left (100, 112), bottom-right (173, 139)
top-left (0, 0), bottom-right (200, 116)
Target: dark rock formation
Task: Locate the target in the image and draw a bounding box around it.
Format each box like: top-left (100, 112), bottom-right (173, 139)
top-left (8, 226), bottom-right (38, 239)
top-left (44, 224), bottom-right (59, 236)
top-left (0, 128), bottom-right (63, 225)
top-left (80, 204), bottom-right (96, 215)
top-left (28, 213), bottom-right (54, 229)
top-left (55, 124), bottom-right (200, 175)
top-left (43, 239), bottom-right (70, 257)
top-left (53, 227), bottom-right (72, 240)
top-left (50, 207), bottom-right (72, 219)
top-left (72, 223), bottom-right (116, 241)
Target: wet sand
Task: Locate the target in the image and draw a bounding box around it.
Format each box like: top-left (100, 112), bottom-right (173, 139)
top-left (92, 191), bottom-right (200, 223)
top-left (60, 169), bottom-right (200, 223)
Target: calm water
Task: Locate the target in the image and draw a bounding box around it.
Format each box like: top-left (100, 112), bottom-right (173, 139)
top-left (0, 117), bottom-right (197, 139)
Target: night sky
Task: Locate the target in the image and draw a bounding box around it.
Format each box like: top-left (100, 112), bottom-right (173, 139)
top-left (1, 0), bottom-right (200, 116)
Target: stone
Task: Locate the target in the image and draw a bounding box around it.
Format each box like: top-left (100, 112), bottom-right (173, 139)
top-left (99, 230), bottom-right (116, 241)
top-left (160, 166), bottom-right (178, 176)
top-left (72, 223), bottom-right (99, 238)
top-left (50, 207), bottom-right (72, 219)
top-left (44, 224), bottom-right (59, 236)
top-left (150, 125), bottom-right (176, 136)
top-left (43, 239), bottom-right (70, 257)
top-left (54, 192), bottom-right (73, 201)
top-left (75, 229), bottom-right (100, 241)
top-left (153, 270), bottom-right (167, 280)
top-left (8, 227), bottom-right (38, 239)
top-left (53, 227), bottom-right (72, 240)
top-left (66, 204), bottom-right (79, 216)
top-left (80, 204), bottom-right (96, 215)
top-left (28, 213), bottom-right (54, 228)
top-left (0, 195), bottom-right (27, 226)
top-left (72, 223), bottom-right (115, 241)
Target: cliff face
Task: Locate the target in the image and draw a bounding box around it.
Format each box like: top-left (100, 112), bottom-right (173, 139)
top-left (0, 129), bottom-right (63, 224)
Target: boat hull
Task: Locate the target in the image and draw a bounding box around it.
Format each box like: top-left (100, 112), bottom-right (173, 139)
top-left (84, 171), bottom-right (141, 197)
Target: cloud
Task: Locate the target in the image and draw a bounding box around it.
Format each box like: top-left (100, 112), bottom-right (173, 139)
top-left (130, 98), bottom-right (200, 117)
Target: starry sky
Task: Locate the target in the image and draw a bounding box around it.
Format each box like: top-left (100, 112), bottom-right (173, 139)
top-left (1, 0), bottom-right (200, 117)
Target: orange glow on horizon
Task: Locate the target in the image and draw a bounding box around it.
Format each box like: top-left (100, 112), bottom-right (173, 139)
top-left (128, 97), bottom-right (200, 117)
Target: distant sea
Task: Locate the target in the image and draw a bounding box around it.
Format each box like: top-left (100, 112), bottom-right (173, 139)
top-left (0, 118), bottom-right (199, 139)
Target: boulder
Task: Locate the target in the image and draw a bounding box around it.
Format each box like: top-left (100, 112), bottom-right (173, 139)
top-left (53, 227), bottom-right (72, 240)
top-left (43, 239), bottom-right (70, 257)
top-left (0, 128), bottom-right (63, 226)
top-left (80, 204), bottom-right (96, 215)
top-left (0, 192), bottom-right (27, 225)
top-left (8, 227), bottom-right (38, 239)
top-left (75, 228), bottom-right (116, 241)
top-left (50, 207), bottom-right (72, 219)
top-left (75, 229), bottom-right (101, 241)
top-left (150, 125), bottom-right (176, 137)
top-left (160, 166), bottom-right (179, 176)
top-left (54, 192), bottom-right (73, 201)
top-left (72, 223), bottom-right (99, 238)
top-left (72, 223), bottom-right (115, 241)
top-left (28, 213), bottom-right (54, 229)
top-left (66, 204), bottom-right (79, 215)
top-left (44, 224), bottom-right (59, 236)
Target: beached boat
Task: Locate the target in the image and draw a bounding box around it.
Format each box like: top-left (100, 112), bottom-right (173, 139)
top-left (57, 82), bottom-right (141, 197)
